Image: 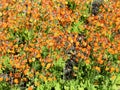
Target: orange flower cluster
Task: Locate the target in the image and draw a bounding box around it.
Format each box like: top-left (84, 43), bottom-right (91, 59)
top-left (0, 0), bottom-right (120, 89)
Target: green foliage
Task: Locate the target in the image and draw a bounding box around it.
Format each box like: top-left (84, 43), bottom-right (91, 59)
top-left (0, 0), bottom-right (120, 90)
top-left (70, 21), bottom-right (84, 33)
top-left (117, 76), bottom-right (120, 85)
top-left (1, 56), bottom-right (12, 73)
top-left (67, 1), bottom-right (76, 10)
top-left (31, 59), bottom-right (42, 71)
top-left (8, 28), bottom-right (34, 44)
top-left (0, 81), bottom-right (10, 90)
top-left (41, 46), bottom-right (49, 58)
top-left (50, 58), bottom-right (65, 79)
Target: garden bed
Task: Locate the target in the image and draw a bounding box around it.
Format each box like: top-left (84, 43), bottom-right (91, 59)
top-left (0, 0), bottom-right (120, 90)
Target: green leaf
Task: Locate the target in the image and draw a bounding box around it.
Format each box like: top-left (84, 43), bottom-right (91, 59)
top-left (32, 60), bottom-right (42, 71)
top-left (67, 1), bottom-right (76, 10)
top-left (116, 76), bottom-right (120, 85)
top-left (0, 69), bottom-right (2, 74)
top-left (41, 46), bottom-right (49, 58)
top-left (55, 83), bottom-right (61, 90)
top-left (2, 56), bottom-right (12, 70)
top-left (55, 57), bottom-right (64, 66)
top-left (78, 88), bottom-right (84, 90)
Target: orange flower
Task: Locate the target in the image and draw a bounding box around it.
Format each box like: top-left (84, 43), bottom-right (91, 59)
top-left (82, 48), bottom-right (86, 52)
top-left (14, 44), bottom-right (18, 48)
top-left (75, 58), bottom-right (79, 62)
top-left (14, 78), bottom-right (19, 84)
top-left (22, 78), bottom-right (28, 82)
top-left (2, 22), bottom-right (7, 28)
top-left (110, 67), bottom-right (115, 73)
top-left (77, 53), bottom-right (81, 57)
top-left (116, 68), bottom-right (119, 72)
top-left (108, 48), bottom-right (115, 54)
top-left (24, 47), bottom-right (29, 51)
top-left (28, 86), bottom-right (33, 90)
top-left (105, 67), bottom-right (109, 71)
top-left (36, 53), bottom-right (41, 58)
top-left (29, 73), bottom-right (34, 78)
top-left (41, 62), bottom-right (45, 67)
top-left (111, 75), bottom-right (116, 80)
top-left (46, 58), bottom-right (53, 63)
top-left (85, 59), bottom-right (90, 65)
top-left (9, 72), bottom-right (13, 77)
top-left (14, 73), bottom-right (21, 78)
top-left (0, 77), bottom-right (3, 82)
top-left (68, 36), bottom-right (73, 43)
top-left (82, 41), bottom-right (87, 47)
top-left (46, 63), bottom-right (51, 70)
top-left (15, 63), bottom-right (20, 69)
top-left (75, 41), bottom-right (79, 47)
top-left (0, 12), bottom-right (2, 17)
top-left (97, 59), bottom-right (103, 64)
top-left (0, 65), bottom-right (2, 69)
top-left (48, 77), bottom-right (53, 81)
top-left (39, 74), bottom-right (43, 79)
top-left (95, 66), bottom-right (101, 72)
top-left (53, 76), bottom-right (56, 80)
top-left (29, 59), bottom-right (33, 63)
top-left (29, 43), bottom-right (34, 47)
top-left (43, 76), bottom-right (47, 82)
top-left (5, 77), bottom-right (9, 82)
top-left (24, 69), bottom-right (29, 75)
top-left (35, 72), bottom-right (39, 75)
top-left (94, 42), bottom-right (98, 47)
